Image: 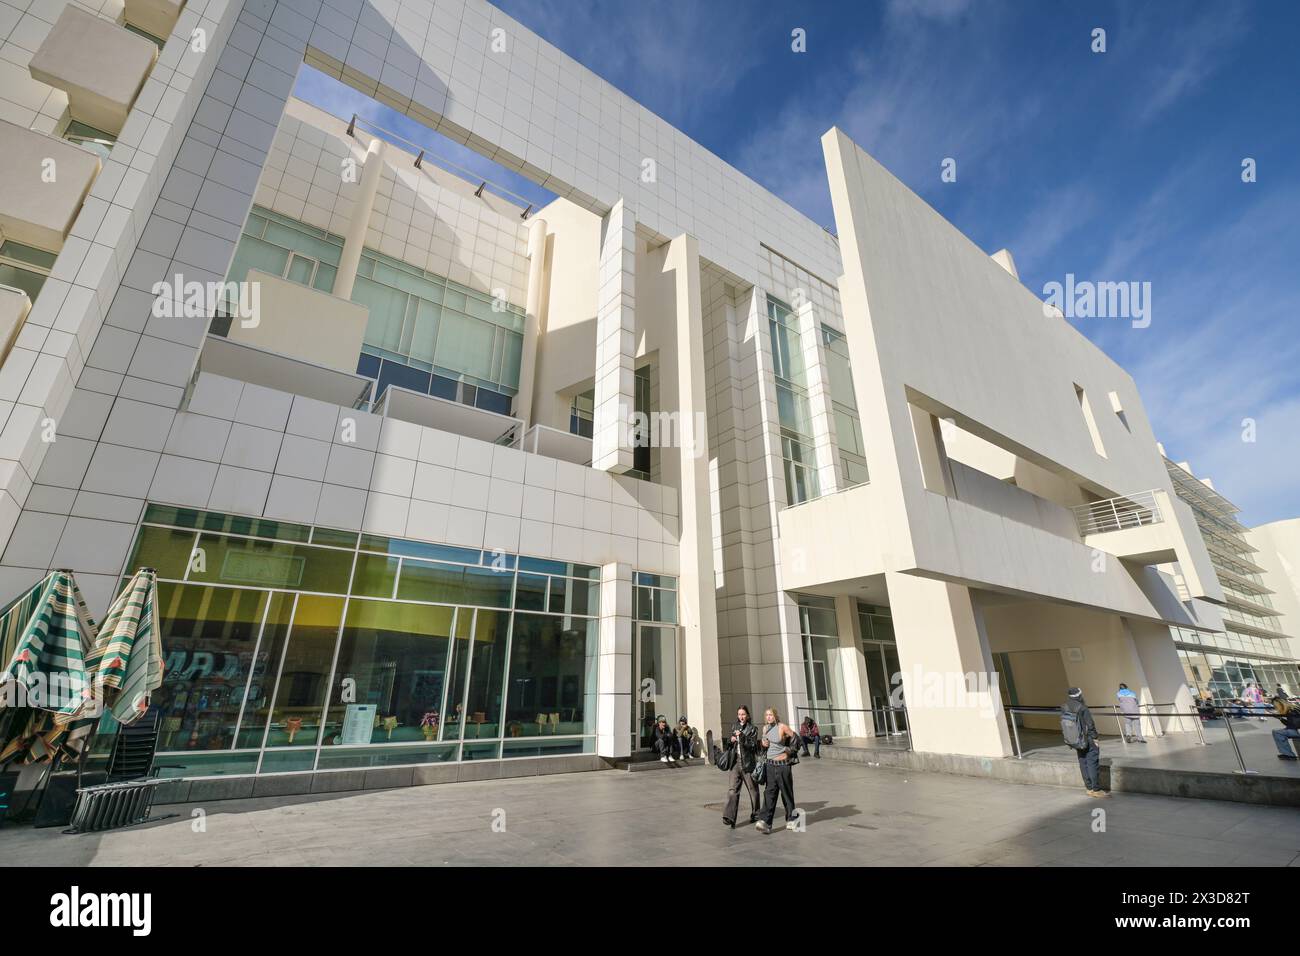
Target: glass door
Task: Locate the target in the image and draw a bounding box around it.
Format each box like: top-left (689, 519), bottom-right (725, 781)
top-left (862, 640), bottom-right (907, 736)
top-left (634, 624), bottom-right (679, 751)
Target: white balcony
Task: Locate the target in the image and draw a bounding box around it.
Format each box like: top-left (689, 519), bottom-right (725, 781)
top-left (376, 385), bottom-right (522, 445)
top-left (197, 335), bottom-right (373, 409)
top-left (27, 6), bottom-right (158, 136)
top-left (124, 0), bottom-right (183, 42)
top-left (516, 423), bottom-right (592, 466)
top-left (227, 270), bottom-right (370, 374)
top-left (0, 120), bottom-right (101, 252)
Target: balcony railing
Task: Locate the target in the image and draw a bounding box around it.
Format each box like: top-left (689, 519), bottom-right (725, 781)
top-left (1072, 489), bottom-right (1164, 536)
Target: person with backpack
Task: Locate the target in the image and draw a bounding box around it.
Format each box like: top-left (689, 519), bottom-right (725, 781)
top-left (1269, 696), bottom-right (1300, 760)
top-left (1115, 683), bottom-right (1146, 742)
top-left (720, 705), bottom-right (760, 828)
top-left (1062, 687), bottom-right (1105, 797)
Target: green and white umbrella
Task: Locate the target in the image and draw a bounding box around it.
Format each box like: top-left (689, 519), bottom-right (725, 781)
top-left (81, 568), bottom-right (162, 725)
top-left (0, 570), bottom-right (98, 764)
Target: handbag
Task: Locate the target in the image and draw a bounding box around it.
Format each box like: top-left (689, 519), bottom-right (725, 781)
top-left (715, 744), bottom-right (736, 772)
top-left (751, 758), bottom-right (767, 785)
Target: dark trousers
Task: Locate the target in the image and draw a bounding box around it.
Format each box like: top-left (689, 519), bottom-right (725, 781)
top-left (653, 738), bottom-right (674, 757)
top-left (676, 733), bottom-right (694, 758)
top-left (761, 761), bottom-right (796, 826)
top-left (724, 761), bottom-right (758, 823)
top-left (801, 733), bottom-right (820, 757)
top-left (1076, 740), bottom-right (1100, 791)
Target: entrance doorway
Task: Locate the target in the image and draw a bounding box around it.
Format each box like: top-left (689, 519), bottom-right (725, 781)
top-left (862, 641), bottom-right (906, 735)
top-left (634, 623), bottom-right (679, 750)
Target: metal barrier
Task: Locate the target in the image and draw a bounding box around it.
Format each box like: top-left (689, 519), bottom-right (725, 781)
top-left (1005, 703), bottom-right (1272, 776)
top-left (795, 704), bottom-right (912, 751)
top-left (66, 778), bottom-right (167, 834)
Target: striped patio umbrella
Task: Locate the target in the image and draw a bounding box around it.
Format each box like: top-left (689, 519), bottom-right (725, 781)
top-left (0, 570), bottom-right (98, 764)
top-left (81, 568), bottom-right (162, 725)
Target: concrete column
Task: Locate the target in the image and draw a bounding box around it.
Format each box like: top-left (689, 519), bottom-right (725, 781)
top-left (833, 594), bottom-right (872, 737)
top-left (592, 200), bottom-right (636, 473)
top-left (514, 216), bottom-right (548, 429)
top-left (1127, 617), bottom-right (1199, 736)
top-left (332, 136), bottom-right (385, 301)
top-left (596, 561), bottom-right (633, 758)
top-left (660, 233), bottom-right (721, 740)
top-left (886, 571), bottom-right (1012, 757)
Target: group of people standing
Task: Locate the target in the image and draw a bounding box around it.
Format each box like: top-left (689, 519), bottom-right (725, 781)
top-left (718, 705), bottom-right (811, 834)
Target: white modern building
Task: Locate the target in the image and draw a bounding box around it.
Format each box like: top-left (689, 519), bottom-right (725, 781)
top-left (0, 0), bottom-right (1238, 787)
top-left (1157, 458), bottom-right (1300, 700)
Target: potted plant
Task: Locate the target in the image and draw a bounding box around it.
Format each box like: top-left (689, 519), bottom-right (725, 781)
top-left (380, 715), bottom-right (399, 740)
top-left (420, 711), bottom-right (439, 740)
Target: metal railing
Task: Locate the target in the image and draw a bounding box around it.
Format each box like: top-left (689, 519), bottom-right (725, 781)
top-left (795, 704), bottom-right (912, 751)
top-left (1072, 489), bottom-right (1164, 536)
top-left (346, 113), bottom-right (536, 217)
top-left (1005, 703), bottom-right (1279, 776)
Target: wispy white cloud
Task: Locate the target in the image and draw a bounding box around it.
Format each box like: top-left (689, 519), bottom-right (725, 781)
top-left (732, 6), bottom-right (1051, 228)
top-left (1115, 0), bottom-right (1251, 125)
top-left (1089, 179), bottom-right (1300, 524)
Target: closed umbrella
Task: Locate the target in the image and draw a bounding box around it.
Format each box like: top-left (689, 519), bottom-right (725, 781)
top-left (0, 570), bottom-right (97, 764)
top-left (80, 568), bottom-right (162, 725)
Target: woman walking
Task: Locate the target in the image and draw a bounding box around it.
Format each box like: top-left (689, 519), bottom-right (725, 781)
top-left (721, 705), bottom-right (760, 828)
top-left (756, 706), bottom-right (801, 834)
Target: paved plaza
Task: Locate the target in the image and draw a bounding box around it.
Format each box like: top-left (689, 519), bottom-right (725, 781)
top-left (2, 758), bottom-right (1298, 867)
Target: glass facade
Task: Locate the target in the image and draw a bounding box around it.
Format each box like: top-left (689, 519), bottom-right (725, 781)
top-left (1164, 457), bottom-right (1299, 701)
top-left (820, 325), bottom-right (869, 487)
top-left (223, 206), bottom-right (524, 414)
top-left (858, 603), bottom-right (907, 735)
top-left (797, 596), bottom-right (848, 736)
top-left (1175, 637), bottom-right (1300, 702)
top-left (768, 296), bottom-right (820, 505)
top-left (126, 505), bottom-right (600, 777)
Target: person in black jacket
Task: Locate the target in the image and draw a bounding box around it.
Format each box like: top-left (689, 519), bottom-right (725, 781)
top-left (1063, 687), bottom-right (1106, 797)
top-left (721, 705), bottom-right (760, 828)
top-left (651, 716), bottom-right (677, 763)
top-left (1270, 696), bottom-right (1300, 760)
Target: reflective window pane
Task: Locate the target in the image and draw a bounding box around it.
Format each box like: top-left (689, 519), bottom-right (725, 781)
top-left (152, 584), bottom-right (268, 751)
top-left (322, 600), bottom-right (453, 746)
top-left (263, 595), bottom-right (343, 747)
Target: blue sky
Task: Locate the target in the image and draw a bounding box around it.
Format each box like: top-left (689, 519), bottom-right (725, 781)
top-left (298, 0), bottom-right (1298, 525)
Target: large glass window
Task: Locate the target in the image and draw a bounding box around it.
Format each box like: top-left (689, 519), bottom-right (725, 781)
top-left (262, 595), bottom-right (343, 752)
top-left (129, 506), bottom-right (602, 775)
top-left (152, 584), bottom-right (269, 752)
top-left (0, 239), bottom-right (56, 303)
top-left (504, 613), bottom-right (597, 741)
top-left (224, 206), bottom-right (523, 413)
top-left (821, 325), bottom-right (869, 487)
top-left (323, 601), bottom-right (454, 746)
top-left (798, 596), bottom-right (848, 737)
top-left (768, 296), bottom-right (820, 504)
